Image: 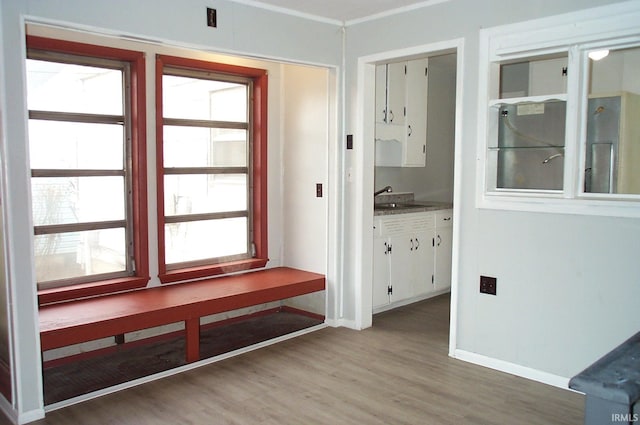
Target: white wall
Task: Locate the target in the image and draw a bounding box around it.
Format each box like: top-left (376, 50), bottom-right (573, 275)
top-left (280, 64), bottom-right (330, 315)
top-left (343, 0), bottom-right (639, 387)
top-left (0, 0), bottom-right (341, 421)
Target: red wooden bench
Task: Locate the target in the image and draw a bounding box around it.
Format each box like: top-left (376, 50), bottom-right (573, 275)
top-left (39, 267), bottom-right (325, 363)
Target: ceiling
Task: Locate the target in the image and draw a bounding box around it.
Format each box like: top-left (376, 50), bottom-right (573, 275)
top-left (235, 0), bottom-right (444, 24)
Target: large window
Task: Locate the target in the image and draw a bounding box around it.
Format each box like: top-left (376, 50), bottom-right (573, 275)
top-left (156, 56), bottom-right (268, 282)
top-left (477, 3), bottom-right (640, 216)
top-left (26, 36), bottom-right (148, 303)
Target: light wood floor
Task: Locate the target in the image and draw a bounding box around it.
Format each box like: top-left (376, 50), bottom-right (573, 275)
top-left (25, 294), bottom-right (583, 424)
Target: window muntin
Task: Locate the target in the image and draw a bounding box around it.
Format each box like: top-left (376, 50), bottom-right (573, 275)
top-left (26, 47), bottom-right (142, 293)
top-left (158, 59), bottom-right (266, 278)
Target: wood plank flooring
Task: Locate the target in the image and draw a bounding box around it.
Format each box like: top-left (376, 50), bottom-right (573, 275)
top-left (27, 294), bottom-right (583, 424)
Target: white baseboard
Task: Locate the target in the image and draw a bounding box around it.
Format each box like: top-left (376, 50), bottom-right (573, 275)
top-left (0, 396), bottom-right (16, 424)
top-left (325, 318), bottom-right (358, 329)
top-left (452, 349), bottom-right (570, 390)
top-left (373, 288), bottom-right (450, 315)
top-left (0, 395), bottom-right (45, 425)
top-left (18, 408), bottom-right (46, 425)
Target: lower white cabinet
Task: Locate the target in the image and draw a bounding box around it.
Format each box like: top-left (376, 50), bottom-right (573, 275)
top-left (434, 209), bottom-right (453, 291)
top-left (373, 209), bottom-right (452, 311)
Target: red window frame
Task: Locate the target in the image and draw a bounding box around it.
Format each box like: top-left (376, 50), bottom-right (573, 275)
top-left (155, 55), bottom-right (268, 283)
top-left (27, 36), bottom-right (150, 305)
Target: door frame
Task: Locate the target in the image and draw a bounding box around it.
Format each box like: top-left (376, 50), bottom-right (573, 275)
top-left (353, 38), bottom-right (465, 356)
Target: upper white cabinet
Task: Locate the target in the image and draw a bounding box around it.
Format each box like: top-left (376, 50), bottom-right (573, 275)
top-left (376, 62), bottom-right (406, 126)
top-left (528, 57), bottom-right (568, 97)
top-left (375, 58), bottom-right (428, 167)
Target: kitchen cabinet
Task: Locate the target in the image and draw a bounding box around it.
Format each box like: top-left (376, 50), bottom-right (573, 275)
top-left (375, 58), bottom-right (428, 167)
top-left (433, 209), bottom-right (453, 291)
top-left (528, 57), bottom-right (568, 97)
top-left (375, 62), bottom-right (406, 126)
top-left (500, 56), bottom-right (568, 99)
top-left (373, 210), bottom-right (442, 311)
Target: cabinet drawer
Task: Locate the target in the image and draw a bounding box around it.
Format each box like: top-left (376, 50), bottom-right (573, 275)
top-left (435, 209), bottom-right (453, 227)
top-left (374, 212), bottom-right (435, 237)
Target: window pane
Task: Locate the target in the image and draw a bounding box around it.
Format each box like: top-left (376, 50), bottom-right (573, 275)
top-left (26, 59), bottom-right (123, 115)
top-left (585, 46), bottom-right (640, 194)
top-left (29, 120), bottom-right (124, 169)
top-left (163, 126), bottom-right (247, 167)
top-left (163, 75), bottom-right (247, 122)
top-left (496, 100), bottom-right (565, 190)
top-left (165, 217), bottom-right (248, 265)
top-left (499, 54), bottom-right (568, 98)
top-left (32, 176), bottom-right (125, 225)
top-left (34, 228), bottom-right (126, 283)
top-left (164, 174), bottom-right (247, 216)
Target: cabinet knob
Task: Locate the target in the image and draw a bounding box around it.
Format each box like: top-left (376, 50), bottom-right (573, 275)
top-left (407, 125), bottom-right (413, 136)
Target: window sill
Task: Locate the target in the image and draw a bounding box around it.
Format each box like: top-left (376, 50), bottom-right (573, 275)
top-left (479, 192), bottom-right (640, 218)
top-left (38, 275), bottom-right (150, 306)
top-left (159, 257), bottom-right (269, 284)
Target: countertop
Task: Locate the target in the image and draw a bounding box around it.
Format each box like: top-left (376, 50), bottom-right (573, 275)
top-left (374, 200), bottom-right (453, 216)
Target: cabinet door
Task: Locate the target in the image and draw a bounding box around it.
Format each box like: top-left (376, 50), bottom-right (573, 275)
top-left (404, 58), bottom-right (428, 166)
top-left (372, 236), bottom-right (391, 308)
top-left (528, 57), bottom-right (567, 97)
top-left (411, 229), bottom-right (435, 296)
top-left (434, 210), bottom-right (453, 291)
top-left (386, 61), bottom-right (406, 126)
top-left (375, 64), bottom-right (388, 124)
top-left (388, 234), bottom-right (412, 303)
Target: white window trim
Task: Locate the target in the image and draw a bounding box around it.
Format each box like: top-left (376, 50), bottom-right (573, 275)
top-left (476, 1), bottom-right (640, 218)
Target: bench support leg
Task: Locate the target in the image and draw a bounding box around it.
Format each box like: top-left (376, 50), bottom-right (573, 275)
top-left (584, 394), bottom-right (634, 425)
top-left (185, 318), bottom-right (200, 363)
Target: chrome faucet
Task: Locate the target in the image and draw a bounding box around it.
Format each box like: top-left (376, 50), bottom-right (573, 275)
top-left (374, 185), bottom-right (393, 197)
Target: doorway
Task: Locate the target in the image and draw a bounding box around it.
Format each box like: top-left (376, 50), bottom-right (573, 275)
top-left (354, 39), bottom-right (464, 356)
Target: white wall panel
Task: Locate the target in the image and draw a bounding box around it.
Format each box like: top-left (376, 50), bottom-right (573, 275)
top-left (281, 64), bottom-right (329, 274)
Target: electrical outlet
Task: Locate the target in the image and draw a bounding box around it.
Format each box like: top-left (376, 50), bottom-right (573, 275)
top-left (207, 8), bottom-right (217, 28)
top-left (480, 275), bottom-right (497, 295)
